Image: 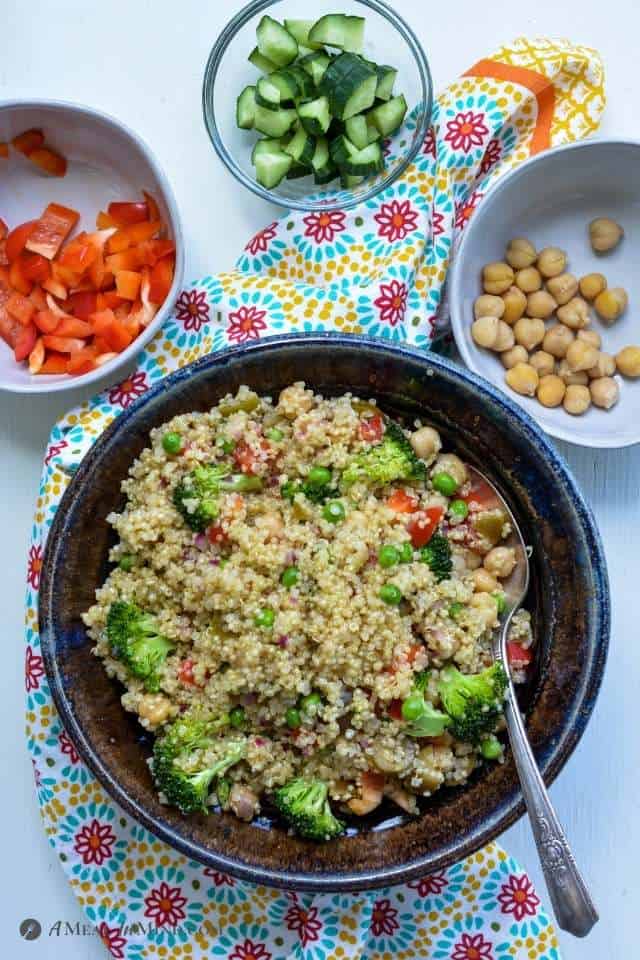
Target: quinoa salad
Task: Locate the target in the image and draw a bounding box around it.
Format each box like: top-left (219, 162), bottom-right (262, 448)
top-left (83, 383), bottom-right (534, 840)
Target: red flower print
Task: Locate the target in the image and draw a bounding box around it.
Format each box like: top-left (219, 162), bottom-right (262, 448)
top-left (373, 279), bottom-right (408, 327)
top-left (451, 932), bottom-right (494, 960)
top-left (228, 937), bottom-right (272, 960)
top-left (480, 137), bottom-right (501, 175)
top-left (374, 199), bottom-right (419, 242)
top-left (27, 544), bottom-right (43, 590)
top-left (73, 818), bottom-right (116, 866)
top-left (108, 371), bottom-right (148, 409)
top-left (175, 289), bottom-right (210, 332)
top-left (45, 439), bottom-right (67, 465)
top-left (454, 191), bottom-right (484, 231)
top-left (59, 729), bottom-right (80, 764)
top-left (204, 868), bottom-right (235, 887)
top-left (409, 871), bottom-right (448, 897)
top-left (285, 903), bottom-right (322, 947)
top-left (370, 898), bottom-right (399, 937)
top-left (99, 922), bottom-right (127, 960)
top-left (245, 221), bottom-right (278, 255)
top-left (422, 126), bottom-right (436, 158)
top-left (444, 110), bottom-right (489, 153)
top-left (497, 873), bottom-right (540, 922)
top-left (25, 645), bottom-right (45, 693)
top-left (143, 881), bottom-right (187, 928)
top-left (302, 209), bottom-right (346, 243)
top-left (227, 305), bottom-right (268, 344)
top-left (432, 210), bottom-right (445, 238)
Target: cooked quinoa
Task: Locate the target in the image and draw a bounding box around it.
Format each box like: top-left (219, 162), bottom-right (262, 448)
top-left (84, 383), bottom-right (533, 836)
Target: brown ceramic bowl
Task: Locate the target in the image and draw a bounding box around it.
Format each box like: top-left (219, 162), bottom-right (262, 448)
top-left (39, 334), bottom-right (609, 891)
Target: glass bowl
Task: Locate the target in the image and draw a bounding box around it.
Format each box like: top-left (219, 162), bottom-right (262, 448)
top-left (202, 0), bottom-right (432, 211)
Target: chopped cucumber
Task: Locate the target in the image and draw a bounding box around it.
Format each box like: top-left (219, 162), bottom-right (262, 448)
top-left (374, 65), bottom-right (397, 101)
top-left (256, 15), bottom-right (298, 67)
top-left (236, 86), bottom-right (256, 130)
top-left (329, 133), bottom-right (358, 167)
top-left (268, 70), bottom-right (300, 104)
top-left (345, 115), bottom-right (368, 149)
top-left (366, 117), bottom-right (381, 143)
top-left (299, 51), bottom-right (332, 86)
top-left (254, 104), bottom-right (297, 137)
top-left (287, 65), bottom-right (316, 99)
top-left (308, 14), bottom-right (365, 54)
top-left (319, 52), bottom-right (377, 120)
top-left (311, 137), bottom-right (336, 184)
top-left (367, 94), bottom-right (407, 136)
top-left (284, 125), bottom-right (316, 165)
top-left (255, 77), bottom-right (282, 111)
top-left (342, 141), bottom-right (383, 176)
top-left (340, 171), bottom-right (364, 189)
top-left (298, 95), bottom-right (331, 135)
top-left (251, 138), bottom-right (286, 163)
top-left (254, 151), bottom-right (292, 188)
top-left (284, 19), bottom-right (325, 50)
top-left (248, 47), bottom-right (278, 74)
top-left (286, 161), bottom-right (312, 179)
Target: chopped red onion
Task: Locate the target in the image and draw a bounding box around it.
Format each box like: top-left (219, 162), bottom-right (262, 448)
top-left (277, 635), bottom-right (289, 648)
top-left (193, 533), bottom-right (208, 550)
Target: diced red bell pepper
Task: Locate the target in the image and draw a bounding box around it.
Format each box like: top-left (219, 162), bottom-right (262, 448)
top-left (42, 274), bottom-right (67, 300)
top-left (58, 233), bottom-right (98, 273)
top-left (178, 658), bottom-right (197, 686)
top-left (27, 147), bottom-right (67, 177)
top-left (388, 699), bottom-right (403, 720)
top-left (89, 309), bottom-right (132, 352)
top-left (5, 220), bottom-right (37, 262)
top-left (106, 220), bottom-right (161, 254)
top-left (98, 291), bottom-right (125, 310)
top-left (107, 201), bottom-right (149, 226)
top-left (142, 191), bottom-right (160, 221)
top-left (0, 241), bottom-right (7, 267)
top-left (115, 270), bottom-right (141, 300)
top-left (12, 128), bottom-right (44, 155)
top-left (506, 642), bottom-right (533, 667)
top-left (136, 238), bottom-right (175, 267)
top-left (42, 335), bottom-right (86, 353)
top-left (207, 524), bottom-right (230, 546)
top-left (386, 489), bottom-right (418, 513)
top-left (105, 249), bottom-right (144, 273)
top-left (29, 285), bottom-right (48, 311)
top-left (359, 413), bottom-right (384, 442)
top-left (9, 257), bottom-right (32, 295)
top-left (121, 313), bottom-right (140, 340)
top-left (34, 309), bottom-right (61, 334)
top-left (14, 322), bottom-right (38, 362)
top-left (0, 143), bottom-right (8, 159)
top-left (96, 211), bottom-right (118, 229)
top-left (51, 260), bottom-right (82, 290)
top-left (21, 251), bottom-right (50, 284)
top-left (234, 439), bottom-right (270, 475)
top-left (66, 347), bottom-right (97, 375)
top-left (53, 316), bottom-right (92, 338)
top-left (67, 290), bottom-right (98, 320)
top-left (28, 337), bottom-right (45, 374)
top-left (148, 255), bottom-right (174, 304)
top-left (0, 217), bottom-right (7, 238)
top-left (0, 289), bottom-right (20, 347)
top-left (0, 265), bottom-right (9, 289)
top-left (6, 291), bottom-right (35, 326)
top-left (26, 203), bottom-right (79, 260)
top-left (38, 352), bottom-right (69, 374)
top-left (462, 475), bottom-right (500, 509)
top-left (407, 506), bottom-right (444, 548)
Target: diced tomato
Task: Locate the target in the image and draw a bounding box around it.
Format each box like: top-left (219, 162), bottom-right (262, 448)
top-left (136, 238), bottom-right (175, 266)
top-left (29, 285), bottom-right (48, 311)
top-left (115, 269), bottom-right (141, 300)
top-left (0, 143), bottom-right (8, 159)
top-left (53, 316), bottom-right (92, 338)
top-left (5, 220), bottom-right (37, 262)
top-left (7, 291), bottom-right (35, 325)
top-left (26, 203), bottom-right (79, 260)
top-left (28, 337), bottom-right (45, 374)
top-left (143, 190), bottom-right (160, 221)
top-left (34, 309), bottom-right (61, 334)
top-left (21, 251), bottom-right (50, 284)
top-left (67, 290), bottom-right (98, 320)
top-left (14, 322), bottom-right (38, 362)
top-left (66, 347), bottom-right (97, 375)
top-left (407, 506), bottom-right (444, 548)
top-left (462, 475), bottom-right (500, 509)
top-left (12, 128), bottom-right (44, 155)
top-left (38, 352), bottom-right (69, 374)
top-left (107, 201), bottom-right (149, 226)
top-left (9, 257), bottom-right (32, 295)
top-left (406, 643), bottom-right (423, 665)
top-left (386, 489), bottom-right (418, 513)
top-left (42, 335), bottom-right (86, 353)
top-left (0, 217), bottom-right (7, 237)
top-left (148, 256), bottom-right (174, 305)
top-left (106, 219), bottom-right (161, 254)
top-left (359, 413), bottom-right (384, 442)
top-left (388, 699), bottom-right (403, 720)
top-left (178, 658), bottom-right (197, 686)
top-left (506, 642), bottom-right (533, 667)
top-left (105, 249), bottom-right (143, 273)
top-left (233, 439), bottom-right (270, 475)
top-left (27, 147), bottom-right (67, 177)
top-left (207, 524), bottom-right (230, 546)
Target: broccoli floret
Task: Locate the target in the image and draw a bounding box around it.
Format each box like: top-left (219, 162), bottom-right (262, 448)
top-left (281, 478), bottom-right (335, 504)
top-left (437, 663), bottom-right (508, 744)
top-left (106, 601), bottom-right (174, 693)
top-left (273, 778), bottom-right (345, 841)
top-left (173, 463), bottom-right (263, 531)
top-left (152, 710), bottom-right (244, 815)
top-left (413, 669), bottom-right (431, 693)
top-left (341, 420), bottom-right (426, 489)
top-left (405, 701), bottom-right (450, 738)
top-left (419, 533), bottom-right (452, 582)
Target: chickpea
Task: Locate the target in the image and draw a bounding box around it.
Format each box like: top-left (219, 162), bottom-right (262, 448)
top-left (563, 384), bottom-right (591, 415)
top-left (513, 316), bottom-right (546, 351)
top-left (501, 345), bottom-right (529, 369)
top-left (579, 272), bottom-right (607, 301)
top-left (493, 320), bottom-right (515, 352)
top-left (474, 294), bottom-right (505, 320)
top-left (483, 262), bottom-right (515, 295)
top-left (536, 374), bottom-right (566, 408)
top-left (587, 352), bottom-right (616, 379)
top-left (566, 339), bottom-right (599, 372)
top-left (138, 694), bottom-right (174, 728)
top-left (589, 217), bottom-right (624, 253)
top-left (258, 511), bottom-right (284, 539)
top-left (278, 383), bottom-right (314, 418)
top-left (410, 426), bottom-right (442, 460)
top-left (527, 290), bottom-right (557, 319)
top-left (484, 545), bottom-right (517, 578)
top-left (546, 273), bottom-right (578, 305)
top-left (557, 360), bottom-right (589, 386)
top-left (529, 350), bottom-right (555, 377)
top-left (434, 453), bottom-right (467, 487)
top-left (589, 376), bottom-right (620, 409)
top-left (616, 346), bottom-right (640, 378)
top-left (472, 567), bottom-right (500, 593)
top-left (594, 287), bottom-right (628, 324)
top-left (505, 362), bottom-right (539, 397)
top-left (502, 286), bottom-right (528, 325)
top-left (471, 316), bottom-right (499, 348)
top-left (515, 266), bottom-right (542, 293)
top-left (469, 592), bottom-right (500, 629)
top-left (556, 297), bottom-right (590, 330)
top-left (505, 237), bottom-right (537, 269)
top-left (537, 246), bottom-right (567, 278)
top-left (543, 323), bottom-right (574, 359)
top-left (577, 329), bottom-right (601, 349)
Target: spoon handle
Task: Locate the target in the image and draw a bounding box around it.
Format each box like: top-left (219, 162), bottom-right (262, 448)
top-left (502, 690), bottom-right (598, 937)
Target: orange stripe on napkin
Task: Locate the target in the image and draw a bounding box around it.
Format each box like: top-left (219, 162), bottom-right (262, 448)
top-left (464, 58), bottom-right (555, 155)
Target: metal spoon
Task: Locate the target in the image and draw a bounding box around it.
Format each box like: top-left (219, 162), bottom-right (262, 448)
top-left (466, 464), bottom-right (598, 939)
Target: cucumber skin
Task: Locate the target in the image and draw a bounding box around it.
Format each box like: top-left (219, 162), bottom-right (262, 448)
top-left (236, 86), bottom-right (256, 130)
top-left (254, 151), bottom-right (292, 189)
top-left (256, 15), bottom-right (299, 67)
top-left (319, 53), bottom-right (377, 120)
top-left (308, 14), bottom-right (365, 54)
top-left (254, 104), bottom-right (297, 138)
top-left (248, 47), bottom-right (278, 74)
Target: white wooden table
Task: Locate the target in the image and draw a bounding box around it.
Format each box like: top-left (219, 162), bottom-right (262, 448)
top-left (2, 1), bottom-right (639, 955)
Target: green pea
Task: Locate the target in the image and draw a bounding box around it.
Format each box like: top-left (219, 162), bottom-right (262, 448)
top-left (449, 498), bottom-right (469, 519)
top-left (323, 500), bottom-right (345, 523)
top-left (449, 601), bottom-right (465, 619)
top-left (218, 438), bottom-right (235, 455)
top-left (432, 471), bottom-right (458, 496)
top-left (229, 706), bottom-right (246, 728)
top-left (378, 545), bottom-right (400, 568)
top-left (401, 693), bottom-right (425, 722)
top-left (398, 542), bottom-right (414, 564)
top-left (493, 592), bottom-right (507, 615)
top-left (266, 428), bottom-right (284, 442)
top-left (281, 565), bottom-right (299, 588)
top-left (162, 431), bottom-right (182, 455)
top-left (285, 707), bottom-right (301, 729)
top-left (308, 465), bottom-right (332, 488)
top-left (254, 607), bottom-right (275, 629)
top-left (480, 736), bottom-right (503, 760)
top-left (300, 691), bottom-right (322, 717)
top-left (380, 583), bottom-right (402, 605)
top-left (118, 554), bottom-right (135, 572)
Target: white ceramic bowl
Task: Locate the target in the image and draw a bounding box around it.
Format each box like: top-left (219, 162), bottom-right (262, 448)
top-left (0, 99), bottom-right (184, 394)
top-left (449, 139), bottom-right (640, 449)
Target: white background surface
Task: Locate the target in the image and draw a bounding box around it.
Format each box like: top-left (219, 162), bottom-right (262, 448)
top-left (1, 0), bottom-right (639, 956)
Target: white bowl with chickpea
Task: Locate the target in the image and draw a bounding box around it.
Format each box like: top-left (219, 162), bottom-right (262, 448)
top-left (449, 139), bottom-right (640, 448)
